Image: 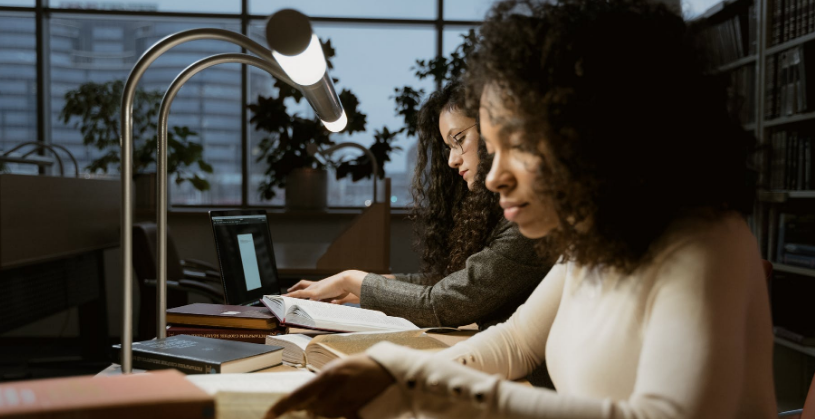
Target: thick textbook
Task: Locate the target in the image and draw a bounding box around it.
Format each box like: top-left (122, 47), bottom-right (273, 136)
top-left (261, 295), bottom-right (419, 333)
top-left (0, 369), bottom-right (213, 419)
top-left (266, 329), bottom-right (450, 371)
top-left (166, 324), bottom-right (287, 344)
top-left (166, 303), bottom-right (279, 330)
top-left (112, 335), bottom-right (283, 374)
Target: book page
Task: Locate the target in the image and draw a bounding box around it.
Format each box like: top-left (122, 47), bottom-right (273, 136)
top-left (186, 371), bottom-right (314, 395)
top-left (262, 296), bottom-right (287, 322)
top-left (215, 391), bottom-right (325, 419)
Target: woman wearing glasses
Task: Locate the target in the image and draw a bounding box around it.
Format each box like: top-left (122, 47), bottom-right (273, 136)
top-left (268, 0), bottom-right (776, 417)
top-left (285, 80), bottom-right (551, 332)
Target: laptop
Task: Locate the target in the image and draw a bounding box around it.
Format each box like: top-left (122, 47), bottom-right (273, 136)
top-left (208, 209), bottom-right (287, 306)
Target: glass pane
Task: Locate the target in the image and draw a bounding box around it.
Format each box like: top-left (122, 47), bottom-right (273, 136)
top-left (49, 15), bottom-right (243, 205)
top-left (0, 1), bottom-right (34, 6)
top-left (247, 21), bottom-right (435, 207)
top-left (250, 0), bottom-right (435, 20)
top-left (443, 26), bottom-right (476, 56)
top-left (0, 12), bottom-right (38, 175)
top-left (48, 0), bottom-right (239, 14)
top-left (683, 0), bottom-right (726, 18)
top-left (443, 0), bottom-right (493, 21)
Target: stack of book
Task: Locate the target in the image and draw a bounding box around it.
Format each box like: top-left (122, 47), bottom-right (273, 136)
top-left (166, 303), bottom-right (287, 344)
top-left (777, 213), bottom-right (815, 267)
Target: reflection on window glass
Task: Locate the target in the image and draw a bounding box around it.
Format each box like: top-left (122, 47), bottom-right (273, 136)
top-left (247, 22), bottom-right (435, 207)
top-left (0, 12), bottom-right (38, 175)
top-left (49, 15), bottom-right (242, 205)
top-left (443, 0), bottom-right (494, 21)
top-left (49, 0), bottom-right (239, 14)
top-left (250, 0), bottom-right (435, 20)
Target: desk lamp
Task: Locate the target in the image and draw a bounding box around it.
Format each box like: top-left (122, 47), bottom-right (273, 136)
top-left (307, 142), bottom-right (380, 204)
top-left (119, 9), bottom-right (346, 373)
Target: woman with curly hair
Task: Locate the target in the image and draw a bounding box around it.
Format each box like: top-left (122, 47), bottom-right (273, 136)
top-left (268, 0), bottom-right (777, 417)
top-left (285, 80), bottom-right (550, 330)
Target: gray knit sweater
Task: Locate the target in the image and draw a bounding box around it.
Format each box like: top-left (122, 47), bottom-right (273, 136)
top-left (359, 218), bottom-right (550, 330)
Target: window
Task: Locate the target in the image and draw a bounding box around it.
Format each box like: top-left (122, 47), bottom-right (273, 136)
top-left (444, 0), bottom-right (494, 20)
top-left (0, 12), bottom-right (37, 175)
top-left (0, 1), bottom-right (484, 208)
top-left (247, 22), bottom-right (435, 207)
top-left (49, 15), bottom-right (242, 205)
top-left (249, 0), bottom-right (436, 20)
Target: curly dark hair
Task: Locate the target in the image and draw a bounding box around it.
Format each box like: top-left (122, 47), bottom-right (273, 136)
top-left (411, 81), bottom-right (503, 280)
top-left (465, 0), bottom-right (757, 274)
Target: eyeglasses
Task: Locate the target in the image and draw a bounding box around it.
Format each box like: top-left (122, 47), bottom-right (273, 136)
top-left (442, 123), bottom-right (477, 158)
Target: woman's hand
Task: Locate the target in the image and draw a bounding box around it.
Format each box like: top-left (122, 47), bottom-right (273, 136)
top-left (285, 270), bottom-right (367, 304)
top-left (265, 354), bottom-right (394, 419)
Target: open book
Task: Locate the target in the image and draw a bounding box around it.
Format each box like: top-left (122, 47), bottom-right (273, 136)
top-left (261, 295), bottom-right (419, 333)
top-left (265, 329), bottom-right (453, 371)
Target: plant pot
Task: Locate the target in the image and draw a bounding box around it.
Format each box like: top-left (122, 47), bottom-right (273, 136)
top-left (285, 168), bottom-right (327, 211)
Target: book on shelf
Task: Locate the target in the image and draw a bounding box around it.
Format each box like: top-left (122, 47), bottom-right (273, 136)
top-left (166, 303), bottom-right (279, 330)
top-left (166, 324), bottom-right (287, 344)
top-left (776, 214), bottom-right (815, 264)
top-left (767, 42), bottom-right (815, 119)
top-left (261, 295), bottom-right (419, 333)
top-left (771, 0), bottom-right (815, 46)
top-left (775, 325), bottom-right (815, 346)
top-left (770, 130), bottom-right (813, 190)
top-left (266, 329), bottom-right (453, 371)
top-left (111, 335), bottom-right (283, 374)
top-left (0, 369), bottom-right (214, 419)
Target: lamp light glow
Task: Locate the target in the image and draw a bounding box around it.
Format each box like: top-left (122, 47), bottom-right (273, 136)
top-left (272, 34), bottom-right (327, 86)
top-left (322, 111), bottom-right (348, 132)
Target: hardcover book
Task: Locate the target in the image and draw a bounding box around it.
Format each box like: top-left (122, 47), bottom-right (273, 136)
top-left (166, 303), bottom-right (279, 330)
top-left (166, 324), bottom-right (287, 344)
top-left (112, 335), bottom-right (283, 374)
top-left (261, 295), bottom-right (419, 333)
top-left (0, 369), bottom-right (213, 419)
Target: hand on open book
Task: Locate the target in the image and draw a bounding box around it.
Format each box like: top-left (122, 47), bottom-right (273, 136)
top-left (285, 270), bottom-right (366, 305)
top-left (265, 354), bottom-right (394, 419)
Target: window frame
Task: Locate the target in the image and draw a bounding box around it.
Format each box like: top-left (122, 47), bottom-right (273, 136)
top-left (0, 0), bottom-right (481, 210)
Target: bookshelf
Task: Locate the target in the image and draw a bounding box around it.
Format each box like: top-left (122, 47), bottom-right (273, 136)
top-left (701, 0), bottom-right (815, 408)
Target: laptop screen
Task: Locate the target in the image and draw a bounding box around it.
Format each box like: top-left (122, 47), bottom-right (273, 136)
top-left (209, 210), bottom-right (282, 305)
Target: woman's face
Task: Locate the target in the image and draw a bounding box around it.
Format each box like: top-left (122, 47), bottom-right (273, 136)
top-left (438, 109), bottom-right (480, 190)
top-left (480, 86), bottom-right (558, 239)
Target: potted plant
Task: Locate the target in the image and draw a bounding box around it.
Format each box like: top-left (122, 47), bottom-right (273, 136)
top-left (59, 80), bottom-right (213, 208)
top-left (250, 38), bottom-right (390, 210)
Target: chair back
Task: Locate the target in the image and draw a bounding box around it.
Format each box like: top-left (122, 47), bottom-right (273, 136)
top-left (132, 222), bottom-right (188, 339)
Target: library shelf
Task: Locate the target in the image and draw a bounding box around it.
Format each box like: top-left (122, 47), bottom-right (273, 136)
top-left (774, 263), bottom-right (815, 278)
top-left (716, 54), bottom-right (757, 73)
top-left (764, 110), bottom-right (815, 128)
top-left (758, 190), bottom-right (815, 203)
top-left (775, 335), bottom-right (815, 357)
top-left (766, 31), bottom-right (815, 56)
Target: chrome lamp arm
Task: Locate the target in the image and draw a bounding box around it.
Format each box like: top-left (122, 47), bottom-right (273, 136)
top-left (119, 10), bottom-right (346, 373)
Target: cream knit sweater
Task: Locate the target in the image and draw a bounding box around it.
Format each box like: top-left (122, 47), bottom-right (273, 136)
top-left (361, 213), bottom-right (777, 419)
